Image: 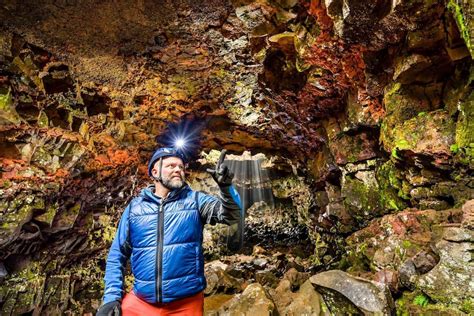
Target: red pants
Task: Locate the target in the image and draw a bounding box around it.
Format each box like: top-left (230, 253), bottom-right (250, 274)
top-left (122, 291), bottom-right (204, 316)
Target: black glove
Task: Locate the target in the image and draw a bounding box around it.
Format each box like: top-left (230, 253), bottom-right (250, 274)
top-left (207, 150), bottom-right (234, 187)
top-left (97, 301), bottom-right (121, 316)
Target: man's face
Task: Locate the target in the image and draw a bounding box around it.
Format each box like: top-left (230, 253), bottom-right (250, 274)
top-left (152, 156), bottom-right (185, 189)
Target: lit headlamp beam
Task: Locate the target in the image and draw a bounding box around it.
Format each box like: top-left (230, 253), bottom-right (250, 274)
top-left (174, 137), bottom-right (186, 149)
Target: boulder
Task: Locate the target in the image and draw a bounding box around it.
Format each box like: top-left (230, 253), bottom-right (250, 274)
top-left (218, 283), bottom-right (275, 316)
top-left (270, 275), bottom-right (328, 315)
top-left (204, 261), bottom-right (243, 295)
top-left (282, 280), bottom-right (329, 316)
top-left (415, 221), bottom-right (474, 312)
top-left (384, 110), bottom-right (456, 167)
top-left (310, 270), bottom-right (394, 315)
top-left (346, 207), bottom-right (463, 273)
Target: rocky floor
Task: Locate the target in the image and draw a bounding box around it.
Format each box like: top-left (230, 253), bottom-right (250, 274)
top-left (202, 199), bottom-right (473, 315)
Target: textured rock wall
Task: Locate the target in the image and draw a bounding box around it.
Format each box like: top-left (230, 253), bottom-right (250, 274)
top-left (0, 0), bottom-right (473, 314)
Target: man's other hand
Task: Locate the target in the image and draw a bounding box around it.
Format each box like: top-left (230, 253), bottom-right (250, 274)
top-left (97, 300), bottom-right (121, 316)
top-left (207, 150), bottom-right (234, 187)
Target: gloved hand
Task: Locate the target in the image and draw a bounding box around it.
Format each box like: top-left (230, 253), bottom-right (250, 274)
top-left (96, 300), bottom-right (121, 316)
top-left (207, 150), bottom-right (234, 187)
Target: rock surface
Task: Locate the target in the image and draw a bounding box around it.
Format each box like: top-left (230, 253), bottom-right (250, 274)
top-left (0, 0), bottom-right (473, 314)
top-left (310, 270), bottom-right (394, 315)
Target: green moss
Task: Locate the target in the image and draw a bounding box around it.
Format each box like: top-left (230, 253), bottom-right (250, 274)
top-left (455, 88), bottom-right (473, 149)
top-left (376, 161), bottom-right (408, 211)
top-left (413, 294), bottom-right (430, 307)
top-left (447, 0), bottom-right (472, 57)
top-left (0, 87), bottom-right (12, 110)
top-left (460, 298), bottom-right (474, 314)
top-left (385, 82), bottom-right (402, 100)
top-left (401, 240), bottom-right (412, 249)
top-left (450, 143), bottom-right (459, 153)
top-left (391, 148), bottom-right (400, 159)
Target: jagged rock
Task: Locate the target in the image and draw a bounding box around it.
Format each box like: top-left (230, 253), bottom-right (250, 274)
top-left (373, 269), bottom-right (399, 295)
top-left (393, 54), bottom-right (432, 84)
top-left (310, 270), bottom-right (394, 315)
top-left (386, 110), bottom-right (456, 166)
top-left (324, 117), bottom-right (379, 165)
top-left (406, 22), bottom-right (445, 51)
top-left (380, 82), bottom-right (443, 152)
top-left (398, 259), bottom-right (417, 291)
top-left (339, 159), bottom-right (406, 228)
top-left (204, 261), bottom-right (243, 295)
top-left (414, 202), bottom-right (474, 312)
top-left (462, 199), bottom-right (474, 229)
top-left (270, 275), bottom-right (328, 316)
top-left (346, 208), bottom-right (463, 273)
top-left (0, 0), bottom-right (473, 313)
top-left (345, 91), bottom-right (382, 128)
top-left (281, 280), bottom-right (329, 316)
top-left (218, 283), bottom-right (275, 316)
top-left (411, 250), bottom-right (439, 274)
top-left (255, 270), bottom-right (279, 288)
top-left (281, 268), bottom-right (311, 290)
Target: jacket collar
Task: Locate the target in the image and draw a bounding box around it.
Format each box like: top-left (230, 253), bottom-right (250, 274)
top-left (141, 183), bottom-right (189, 204)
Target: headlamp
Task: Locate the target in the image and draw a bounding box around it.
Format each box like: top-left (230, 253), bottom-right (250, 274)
top-left (175, 137), bottom-right (186, 149)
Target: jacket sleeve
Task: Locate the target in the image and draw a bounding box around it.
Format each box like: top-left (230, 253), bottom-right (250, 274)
top-left (102, 203), bottom-right (132, 304)
top-left (198, 185), bottom-right (242, 226)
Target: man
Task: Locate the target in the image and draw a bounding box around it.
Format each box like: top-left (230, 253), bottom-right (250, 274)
top-left (97, 147), bottom-right (241, 315)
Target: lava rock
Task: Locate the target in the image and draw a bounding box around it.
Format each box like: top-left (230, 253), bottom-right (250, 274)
top-left (310, 270), bottom-right (394, 315)
top-left (218, 283), bottom-right (275, 316)
top-left (204, 261), bottom-right (243, 295)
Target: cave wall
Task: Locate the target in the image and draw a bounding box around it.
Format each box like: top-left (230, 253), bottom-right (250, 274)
top-left (0, 0), bottom-right (473, 314)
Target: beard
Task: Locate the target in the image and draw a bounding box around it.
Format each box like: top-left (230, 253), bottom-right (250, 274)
top-left (162, 175), bottom-right (185, 190)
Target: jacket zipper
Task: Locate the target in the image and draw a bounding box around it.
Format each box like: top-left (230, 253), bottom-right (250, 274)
top-left (156, 201), bottom-right (165, 303)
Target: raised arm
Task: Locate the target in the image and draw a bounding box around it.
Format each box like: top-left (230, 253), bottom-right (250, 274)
top-left (200, 150), bottom-right (242, 225)
top-left (197, 185), bottom-right (242, 225)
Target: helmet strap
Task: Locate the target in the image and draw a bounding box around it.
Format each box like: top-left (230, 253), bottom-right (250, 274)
top-left (152, 157), bottom-right (163, 183)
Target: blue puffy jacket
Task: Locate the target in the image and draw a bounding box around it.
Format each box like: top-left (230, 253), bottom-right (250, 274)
top-left (102, 184), bottom-right (241, 304)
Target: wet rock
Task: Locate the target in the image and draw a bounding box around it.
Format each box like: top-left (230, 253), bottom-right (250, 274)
top-left (252, 258), bottom-right (268, 269)
top-left (0, 262), bottom-right (8, 282)
top-left (310, 270), bottom-right (394, 315)
top-left (218, 283), bottom-right (275, 316)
